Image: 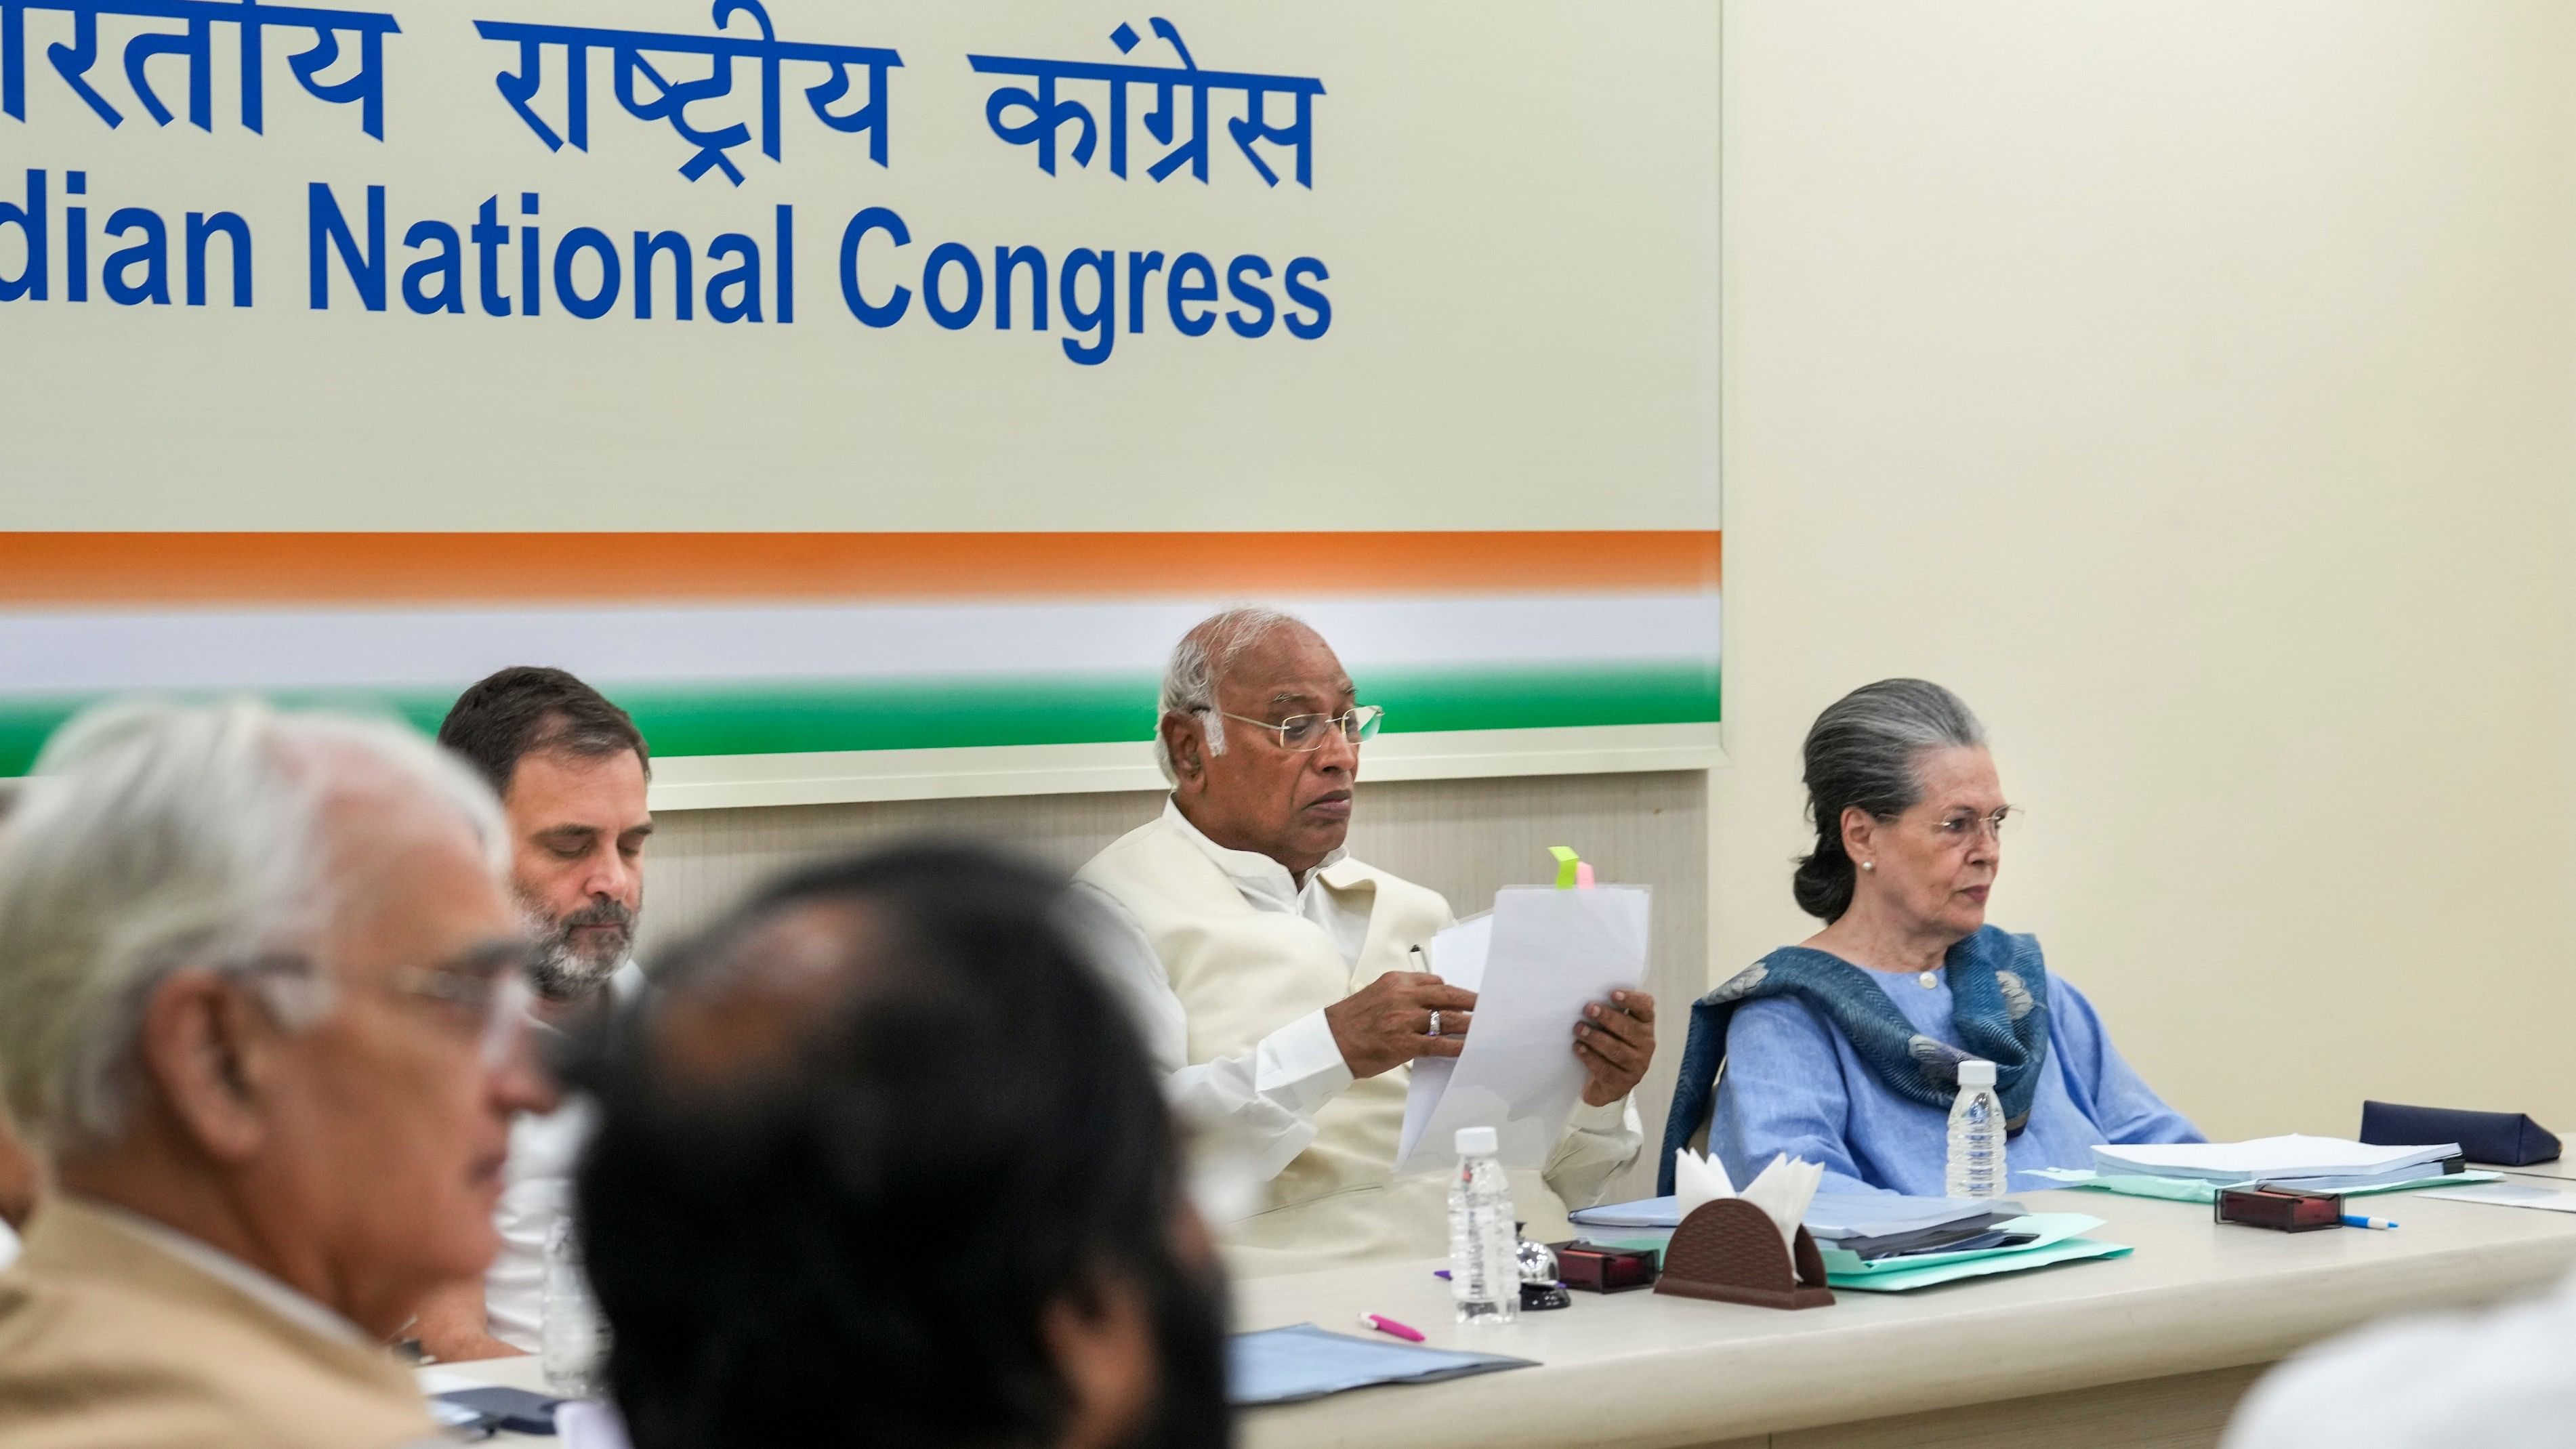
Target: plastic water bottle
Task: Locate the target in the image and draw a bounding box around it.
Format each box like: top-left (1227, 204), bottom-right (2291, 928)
top-left (541, 1218), bottom-right (605, 1397)
top-left (1945, 1058), bottom-right (2006, 1199)
top-left (1447, 1125), bottom-right (1519, 1324)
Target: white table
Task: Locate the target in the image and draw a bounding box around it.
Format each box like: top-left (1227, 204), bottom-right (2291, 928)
top-left (423, 1188), bottom-right (2576, 1448)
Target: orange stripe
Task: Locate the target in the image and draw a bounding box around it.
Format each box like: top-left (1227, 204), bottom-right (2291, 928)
top-left (0, 532), bottom-right (1720, 607)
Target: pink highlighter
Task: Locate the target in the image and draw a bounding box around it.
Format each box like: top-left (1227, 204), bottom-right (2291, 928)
top-left (1359, 1312), bottom-right (1426, 1343)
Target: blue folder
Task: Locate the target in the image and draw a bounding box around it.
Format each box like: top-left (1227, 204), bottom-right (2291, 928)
top-left (1228, 1323), bottom-right (1535, 1406)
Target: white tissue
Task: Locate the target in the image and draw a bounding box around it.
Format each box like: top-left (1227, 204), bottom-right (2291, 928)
top-left (1739, 1154), bottom-right (1825, 1255)
top-left (1672, 1147), bottom-right (1736, 1218)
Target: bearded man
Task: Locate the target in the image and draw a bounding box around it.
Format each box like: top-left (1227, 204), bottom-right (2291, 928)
top-left (413, 667), bottom-right (652, 1361)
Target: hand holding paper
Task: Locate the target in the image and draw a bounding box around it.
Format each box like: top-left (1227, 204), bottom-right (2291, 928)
top-left (1394, 885), bottom-right (1650, 1174)
top-left (1575, 990), bottom-right (1657, 1106)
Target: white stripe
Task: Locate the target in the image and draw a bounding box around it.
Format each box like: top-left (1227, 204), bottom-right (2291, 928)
top-left (0, 593), bottom-right (1720, 696)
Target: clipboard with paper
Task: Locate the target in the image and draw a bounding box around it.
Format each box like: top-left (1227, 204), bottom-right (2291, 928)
top-left (1394, 852), bottom-right (1650, 1176)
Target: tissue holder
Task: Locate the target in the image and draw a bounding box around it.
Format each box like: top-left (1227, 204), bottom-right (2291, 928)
top-left (1653, 1198), bottom-right (1835, 1310)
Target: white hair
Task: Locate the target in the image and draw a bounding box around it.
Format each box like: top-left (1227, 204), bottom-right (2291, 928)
top-left (0, 698), bottom-right (508, 1152)
top-left (1153, 606), bottom-right (1304, 784)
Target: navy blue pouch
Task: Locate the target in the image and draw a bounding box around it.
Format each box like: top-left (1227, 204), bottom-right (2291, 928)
top-left (2361, 1101), bottom-right (2560, 1167)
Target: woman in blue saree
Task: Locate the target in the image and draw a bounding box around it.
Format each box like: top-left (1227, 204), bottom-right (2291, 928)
top-left (1663, 679), bottom-right (2199, 1198)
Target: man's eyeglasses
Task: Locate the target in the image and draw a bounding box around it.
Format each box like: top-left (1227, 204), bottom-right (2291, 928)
top-left (389, 939), bottom-right (543, 1066)
top-left (241, 938), bottom-right (541, 1067)
top-left (1211, 705), bottom-right (1385, 752)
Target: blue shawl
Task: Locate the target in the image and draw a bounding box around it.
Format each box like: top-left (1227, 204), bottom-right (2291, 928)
top-left (1658, 925), bottom-right (2054, 1194)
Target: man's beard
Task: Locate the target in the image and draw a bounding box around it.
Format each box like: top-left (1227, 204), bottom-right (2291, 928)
top-left (522, 895), bottom-right (637, 1003)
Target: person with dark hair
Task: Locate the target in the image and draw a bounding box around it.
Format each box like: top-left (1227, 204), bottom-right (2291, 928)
top-left (568, 843), bottom-right (1230, 1449)
top-left (413, 667), bottom-right (654, 1362)
top-left (1661, 679), bottom-right (2197, 1197)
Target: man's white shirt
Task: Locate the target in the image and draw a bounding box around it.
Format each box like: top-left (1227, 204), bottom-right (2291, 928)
top-left (1073, 798), bottom-right (1640, 1184)
top-left (2224, 1263), bottom-right (2576, 1449)
top-left (486, 960), bottom-right (643, 1352)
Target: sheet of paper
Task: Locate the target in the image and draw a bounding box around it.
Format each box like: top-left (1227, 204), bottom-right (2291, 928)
top-left (1571, 1190), bottom-right (1995, 1238)
top-left (1394, 885), bottom-right (1648, 1173)
top-left (2033, 1166), bottom-right (2500, 1204)
top-left (2091, 1135), bottom-right (2458, 1183)
top-left (1226, 1324), bottom-right (1535, 1406)
top-left (1395, 912), bottom-right (1491, 1171)
top-left (1567, 1195), bottom-right (1684, 1229)
top-left (1803, 1192), bottom-right (1997, 1240)
top-left (2417, 1179), bottom-right (2576, 1213)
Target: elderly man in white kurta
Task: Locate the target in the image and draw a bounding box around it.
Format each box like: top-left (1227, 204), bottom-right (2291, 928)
top-left (1077, 608), bottom-right (1657, 1278)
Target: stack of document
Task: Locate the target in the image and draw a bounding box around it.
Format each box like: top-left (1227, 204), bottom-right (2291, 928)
top-left (1819, 1213), bottom-right (2132, 1293)
top-left (1804, 1192), bottom-right (1999, 1243)
top-left (2090, 1135), bottom-right (2460, 1191)
top-left (1567, 1190), bottom-right (1993, 1242)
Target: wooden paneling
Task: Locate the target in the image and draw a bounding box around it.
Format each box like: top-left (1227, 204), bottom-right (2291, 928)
top-left (634, 770), bottom-right (1709, 1203)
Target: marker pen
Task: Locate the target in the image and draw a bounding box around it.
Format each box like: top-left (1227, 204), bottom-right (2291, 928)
top-left (1360, 1312), bottom-right (1426, 1343)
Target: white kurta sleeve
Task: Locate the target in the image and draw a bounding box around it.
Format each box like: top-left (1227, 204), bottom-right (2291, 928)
top-left (1541, 1095), bottom-right (1647, 1210)
top-left (1065, 883), bottom-right (1356, 1181)
top-left (2223, 1266), bottom-right (2576, 1449)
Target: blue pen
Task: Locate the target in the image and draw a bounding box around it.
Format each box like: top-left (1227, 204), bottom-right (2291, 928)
top-left (2342, 1214), bottom-right (2398, 1230)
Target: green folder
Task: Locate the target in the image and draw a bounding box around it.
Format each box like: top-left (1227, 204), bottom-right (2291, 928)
top-left (1819, 1211), bottom-right (2131, 1291)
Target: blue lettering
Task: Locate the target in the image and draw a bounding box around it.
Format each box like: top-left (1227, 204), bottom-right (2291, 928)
top-left (922, 240), bottom-right (981, 330)
top-left (993, 244), bottom-right (1047, 331)
top-left (1283, 256), bottom-right (1329, 340)
top-left (186, 211), bottom-right (252, 308)
top-left (1166, 251), bottom-right (1215, 337)
top-left (705, 233), bottom-right (763, 322)
top-left (307, 182), bottom-right (384, 312)
top-left (0, 171), bottom-right (47, 301)
top-left (634, 231), bottom-right (694, 321)
top-left (838, 206), bottom-right (909, 328)
top-left (470, 196), bottom-right (511, 316)
top-left (554, 226), bottom-right (621, 320)
top-left (1224, 253), bottom-right (1272, 338)
top-left (1058, 247), bottom-right (1114, 365)
top-left (1125, 249), bottom-right (1163, 333)
top-left (102, 207), bottom-right (168, 306)
top-left (400, 219), bottom-right (461, 315)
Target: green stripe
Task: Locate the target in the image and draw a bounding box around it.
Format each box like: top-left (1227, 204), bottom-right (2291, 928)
top-left (0, 664), bottom-right (1719, 776)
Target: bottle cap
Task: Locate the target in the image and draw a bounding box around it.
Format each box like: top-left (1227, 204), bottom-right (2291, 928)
top-left (1455, 1126), bottom-right (1499, 1156)
top-left (1957, 1059), bottom-right (1997, 1088)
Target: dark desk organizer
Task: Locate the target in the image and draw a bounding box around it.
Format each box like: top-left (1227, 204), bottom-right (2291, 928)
top-left (1651, 1198), bottom-right (1835, 1310)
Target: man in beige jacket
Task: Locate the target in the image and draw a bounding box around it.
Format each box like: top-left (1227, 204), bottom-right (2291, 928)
top-left (0, 700), bottom-right (552, 1448)
top-left (1076, 608), bottom-right (1659, 1277)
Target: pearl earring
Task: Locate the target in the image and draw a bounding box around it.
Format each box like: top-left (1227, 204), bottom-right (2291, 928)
top-left (1861, 861), bottom-right (1875, 873)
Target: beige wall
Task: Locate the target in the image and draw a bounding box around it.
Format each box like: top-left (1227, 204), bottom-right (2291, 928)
top-left (1713, 0), bottom-right (2576, 1138)
top-left (640, 0), bottom-right (2576, 1152)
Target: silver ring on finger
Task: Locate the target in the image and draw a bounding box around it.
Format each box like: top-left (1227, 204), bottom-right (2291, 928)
top-left (1428, 1009), bottom-right (1442, 1038)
